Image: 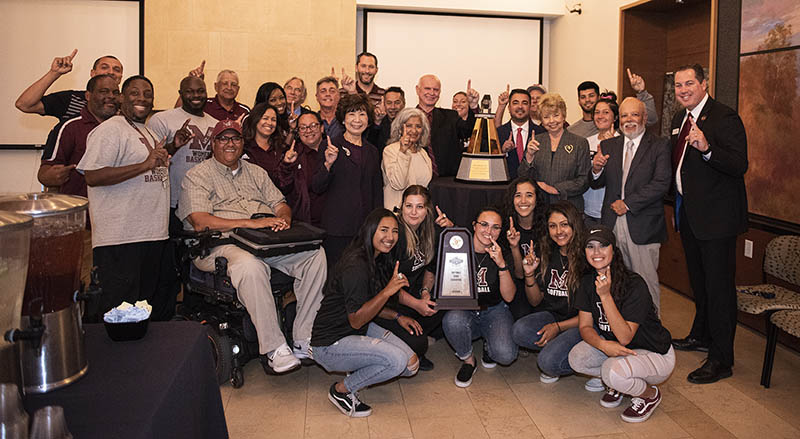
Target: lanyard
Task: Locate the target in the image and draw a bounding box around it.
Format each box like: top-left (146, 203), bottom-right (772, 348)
top-left (124, 116), bottom-right (157, 151)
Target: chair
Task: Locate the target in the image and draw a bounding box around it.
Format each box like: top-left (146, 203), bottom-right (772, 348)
top-left (736, 235), bottom-right (800, 388)
top-left (762, 310), bottom-right (800, 387)
top-left (175, 230), bottom-right (297, 388)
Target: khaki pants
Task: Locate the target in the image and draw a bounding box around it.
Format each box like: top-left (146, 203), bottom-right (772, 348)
top-left (193, 245), bottom-right (326, 354)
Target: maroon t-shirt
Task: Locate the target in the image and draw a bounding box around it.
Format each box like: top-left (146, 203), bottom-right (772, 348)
top-left (243, 139), bottom-right (285, 190)
top-left (42, 106), bottom-right (101, 197)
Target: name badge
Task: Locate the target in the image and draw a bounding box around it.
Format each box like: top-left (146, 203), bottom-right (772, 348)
top-left (671, 128), bottom-right (680, 135)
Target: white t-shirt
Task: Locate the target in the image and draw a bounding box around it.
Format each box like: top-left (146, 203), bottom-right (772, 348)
top-left (146, 108), bottom-right (218, 207)
top-left (77, 115), bottom-right (170, 248)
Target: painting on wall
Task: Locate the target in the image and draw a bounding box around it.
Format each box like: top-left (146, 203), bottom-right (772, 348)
top-left (738, 0), bottom-right (800, 225)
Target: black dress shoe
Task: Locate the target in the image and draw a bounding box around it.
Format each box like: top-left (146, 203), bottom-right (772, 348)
top-left (687, 359), bottom-right (732, 384)
top-left (671, 337), bottom-right (709, 352)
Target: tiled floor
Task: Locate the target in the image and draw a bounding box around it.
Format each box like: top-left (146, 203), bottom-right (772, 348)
top-left (220, 287), bottom-right (800, 438)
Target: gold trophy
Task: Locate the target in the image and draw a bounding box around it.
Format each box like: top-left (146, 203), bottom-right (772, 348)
top-left (455, 94), bottom-right (510, 183)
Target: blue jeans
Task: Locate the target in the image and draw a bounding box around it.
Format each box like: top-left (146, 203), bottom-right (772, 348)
top-left (311, 323), bottom-right (416, 393)
top-left (442, 302), bottom-right (518, 365)
top-left (511, 311), bottom-right (582, 376)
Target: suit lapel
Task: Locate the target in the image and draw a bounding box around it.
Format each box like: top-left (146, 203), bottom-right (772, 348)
top-left (627, 134), bottom-right (650, 181)
top-left (695, 97), bottom-right (713, 130)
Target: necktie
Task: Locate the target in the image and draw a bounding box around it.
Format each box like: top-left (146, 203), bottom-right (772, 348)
top-left (622, 139), bottom-right (634, 197)
top-left (672, 113), bottom-right (693, 170)
top-left (515, 127), bottom-right (524, 161)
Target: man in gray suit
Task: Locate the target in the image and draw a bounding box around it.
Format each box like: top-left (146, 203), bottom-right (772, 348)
top-left (589, 97), bottom-right (671, 312)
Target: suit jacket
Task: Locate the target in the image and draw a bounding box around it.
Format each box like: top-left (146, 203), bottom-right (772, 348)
top-left (590, 132), bottom-right (671, 244)
top-left (519, 130), bottom-right (590, 211)
top-left (429, 107), bottom-right (475, 177)
top-left (497, 119), bottom-right (546, 178)
top-left (670, 97), bottom-right (748, 240)
top-left (311, 135), bottom-right (383, 237)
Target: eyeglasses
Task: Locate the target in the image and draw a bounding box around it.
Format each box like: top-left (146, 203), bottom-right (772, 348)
top-left (475, 221), bottom-right (502, 231)
top-left (298, 123), bottom-right (320, 132)
top-left (215, 135), bottom-right (243, 144)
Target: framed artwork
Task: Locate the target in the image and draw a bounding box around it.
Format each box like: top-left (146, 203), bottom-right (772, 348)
top-left (738, 0), bottom-right (800, 226)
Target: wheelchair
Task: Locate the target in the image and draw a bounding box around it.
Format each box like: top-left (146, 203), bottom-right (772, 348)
top-left (174, 229), bottom-right (298, 389)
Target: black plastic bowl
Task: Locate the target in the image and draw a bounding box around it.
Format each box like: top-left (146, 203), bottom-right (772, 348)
top-left (104, 318), bottom-right (150, 341)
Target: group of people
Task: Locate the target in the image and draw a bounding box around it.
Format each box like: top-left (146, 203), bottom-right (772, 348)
top-left (17, 48), bottom-right (748, 424)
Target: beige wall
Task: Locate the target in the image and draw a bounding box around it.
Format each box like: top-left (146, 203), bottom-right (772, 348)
top-left (144, 0), bottom-right (357, 110)
top-left (548, 0), bottom-right (634, 123)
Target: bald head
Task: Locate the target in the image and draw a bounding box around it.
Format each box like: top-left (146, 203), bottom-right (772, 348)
top-left (619, 97), bottom-right (646, 139)
top-left (416, 74), bottom-right (441, 111)
top-left (180, 75), bottom-right (208, 116)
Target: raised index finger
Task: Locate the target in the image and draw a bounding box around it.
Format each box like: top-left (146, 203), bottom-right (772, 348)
top-left (467, 79), bottom-right (472, 91)
top-left (435, 205), bottom-right (443, 217)
top-left (509, 217), bottom-right (515, 230)
top-left (506, 84), bottom-right (510, 94)
top-left (68, 49), bottom-right (78, 60)
top-left (199, 60), bottom-right (205, 72)
top-left (181, 118), bottom-right (191, 130)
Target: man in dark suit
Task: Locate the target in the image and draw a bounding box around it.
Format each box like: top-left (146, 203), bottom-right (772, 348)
top-left (590, 97), bottom-right (671, 313)
top-left (669, 64), bottom-right (748, 384)
top-left (497, 88), bottom-right (547, 178)
top-left (415, 74), bottom-right (477, 177)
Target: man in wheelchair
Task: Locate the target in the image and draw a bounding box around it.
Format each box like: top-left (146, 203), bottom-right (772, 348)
top-left (177, 119), bottom-right (326, 374)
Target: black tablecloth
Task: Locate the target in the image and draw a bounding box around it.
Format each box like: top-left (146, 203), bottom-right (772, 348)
top-left (430, 177), bottom-right (509, 227)
top-left (25, 321), bottom-right (228, 439)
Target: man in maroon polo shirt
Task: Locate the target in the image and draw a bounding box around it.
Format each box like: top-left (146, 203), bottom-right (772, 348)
top-left (204, 69), bottom-right (250, 121)
top-left (37, 74), bottom-right (120, 196)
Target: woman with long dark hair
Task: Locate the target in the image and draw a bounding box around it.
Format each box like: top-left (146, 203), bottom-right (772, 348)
top-left (568, 225), bottom-right (674, 423)
top-left (443, 206), bottom-right (518, 388)
top-left (375, 185), bottom-right (452, 371)
top-left (242, 103), bottom-right (286, 188)
top-left (503, 175), bottom-right (547, 320)
top-left (584, 95), bottom-right (619, 224)
top-left (310, 208), bottom-right (418, 418)
top-left (511, 201), bottom-right (587, 384)
top-left (254, 82), bottom-right (292, 134)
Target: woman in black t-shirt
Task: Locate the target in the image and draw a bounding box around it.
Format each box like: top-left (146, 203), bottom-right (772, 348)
top-left (374, 185), bottom-right (453, 371)
top-left (310, 208), bottom-right (418, 418)
top-left (443, 207), bottom-right (518, 388)
top-left (503, 176), bottom-right (547, 320)
top-left (510, 201), bottom-right (587, 384)
top-left (568, 225), bottom-right (674, 423)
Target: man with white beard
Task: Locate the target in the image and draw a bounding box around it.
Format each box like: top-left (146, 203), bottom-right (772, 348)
top-left (589, 97), bottom-right (671, 313)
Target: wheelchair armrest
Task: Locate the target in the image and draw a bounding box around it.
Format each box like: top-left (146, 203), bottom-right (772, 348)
top-left (178, 228), bottom-right (233, 261)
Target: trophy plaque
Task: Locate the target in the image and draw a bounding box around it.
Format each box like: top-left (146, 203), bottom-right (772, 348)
top-left (455, 94), bottom-right (511, 183)
top-left (433, 227), bottom-right (479, 310)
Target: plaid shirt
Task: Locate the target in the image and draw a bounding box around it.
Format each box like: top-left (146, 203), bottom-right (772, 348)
top-left (178, 156), bottom-right (286, 227)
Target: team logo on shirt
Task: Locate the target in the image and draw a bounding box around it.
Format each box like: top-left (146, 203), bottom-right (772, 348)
top-left (521, 241), bottom-right (532, 256)
top-left (547, 269), bottom-right (569, 297)
top-left (476, 267), bottom-right (489, 294)
top-left (595, 301), bottom-right (610, 332)
top-left (411, 248), bottom-right (426, 272)
top-left (186, 126), bottom-right (214, 163)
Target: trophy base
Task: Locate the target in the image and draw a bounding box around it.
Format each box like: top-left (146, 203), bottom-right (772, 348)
top-left (455, 153), bottom-right (510, 184)
top-left (434, 297), bottom-right (480, 311)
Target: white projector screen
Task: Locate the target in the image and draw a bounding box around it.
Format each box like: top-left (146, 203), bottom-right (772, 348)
top-left (0, 0), bottom-right (141, 147)
top-left (364, 11), bottom-right (542, 113)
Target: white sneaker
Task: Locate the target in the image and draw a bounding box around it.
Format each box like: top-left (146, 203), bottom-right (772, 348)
top-left (539, 372), bottom-right (559, 384)
top-left (585, 377), bottom-right (605, 392)
top-left (293, 339), bottom-right (311, 360)
top-left (268, 343), bottom-right (301, 373)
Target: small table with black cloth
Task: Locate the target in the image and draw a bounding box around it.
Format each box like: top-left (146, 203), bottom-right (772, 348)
top-left (24, 321), bottom-right (228, 439)
top-left (429, 177), bottom-right (508, 227)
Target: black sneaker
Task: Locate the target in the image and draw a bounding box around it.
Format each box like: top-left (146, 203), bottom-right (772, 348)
top-left (455, 362), bottom-right (477, 387)
top-left (328, 383), bottom-right (372, 417)
top-left (419, 356), bottom-right (435, 371)
top-left (481, 348), bottom-right (497, 369)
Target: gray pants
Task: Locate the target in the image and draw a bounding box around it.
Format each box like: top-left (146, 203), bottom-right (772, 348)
top-left (194, 245), bottom-right (326, 354)
top-left (614, 216), bottom-right (661, 314)
top-left (569, 341), bottom-right (675, 397)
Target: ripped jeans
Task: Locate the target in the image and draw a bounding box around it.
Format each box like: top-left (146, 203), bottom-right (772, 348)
top-left (311, 323), bottom-right (416, 393)
top-left (568, 340), bottom-right (675, 397)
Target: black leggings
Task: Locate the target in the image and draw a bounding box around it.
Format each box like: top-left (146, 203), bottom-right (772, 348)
top-left (375, 304), bottom-right (444, 358)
